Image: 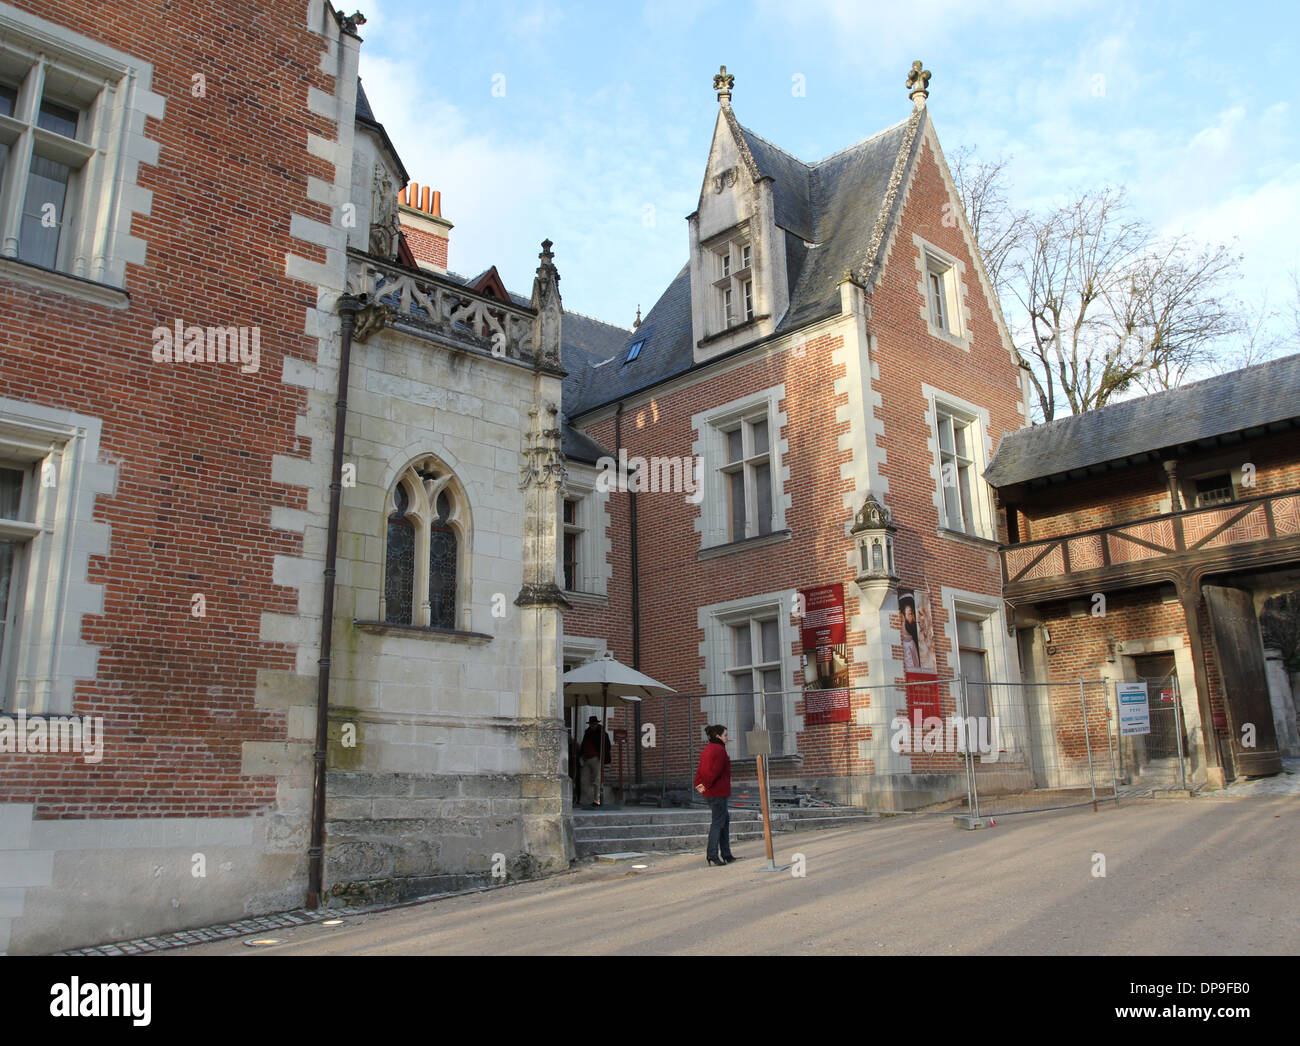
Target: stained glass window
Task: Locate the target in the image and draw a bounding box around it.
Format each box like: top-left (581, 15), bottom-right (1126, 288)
top-left (384, 483), bottom-right (414, 624)
top-left (383, 467), bottom-right (462, 630)
top-left (428, 520), bottom-right (457, 629)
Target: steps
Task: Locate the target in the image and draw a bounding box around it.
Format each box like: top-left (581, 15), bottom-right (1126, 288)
top-left (573, 804), bottom-right (878, 858)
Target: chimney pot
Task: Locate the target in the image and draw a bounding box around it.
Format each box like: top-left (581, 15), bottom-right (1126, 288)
top-left (432, 190), bottom-right (441, 217)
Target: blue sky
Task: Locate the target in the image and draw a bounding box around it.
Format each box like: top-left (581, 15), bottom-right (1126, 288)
top-left (356, 0), bottom-right (1299, 340)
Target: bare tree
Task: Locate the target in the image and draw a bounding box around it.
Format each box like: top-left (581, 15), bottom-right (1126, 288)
top-left (949, 145), bottom-right (1026, 297)
top-left (1001, 186), bottom-right (1242, 421)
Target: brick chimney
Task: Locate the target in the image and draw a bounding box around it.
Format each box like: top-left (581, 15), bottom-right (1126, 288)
top-left (397, 182), bottom-right (453, 273)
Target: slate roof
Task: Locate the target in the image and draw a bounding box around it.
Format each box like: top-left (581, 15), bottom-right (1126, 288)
top-left (984, 353), bottom-right (1300, 489)
top-left (563, 115), bottom-right (914, 417)
top-left (355, 79), bottom-right (409, 184)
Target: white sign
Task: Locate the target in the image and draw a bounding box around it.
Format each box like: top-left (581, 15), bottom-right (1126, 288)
top-left (1117, 681), bottom-right (1151, 736)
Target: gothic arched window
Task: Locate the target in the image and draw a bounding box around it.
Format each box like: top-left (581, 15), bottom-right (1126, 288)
top-left (385, 482), bottom-right (415, 624)
top-left (428, 491), bottom-right (457, 630)
top-left (381, 459), bottom-right (469, 630)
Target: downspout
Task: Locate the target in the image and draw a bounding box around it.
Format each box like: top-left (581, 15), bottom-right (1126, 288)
top-left (307, 291), bottom-right (364, 908)
top-left (616, 401), bottom-right (643, 783)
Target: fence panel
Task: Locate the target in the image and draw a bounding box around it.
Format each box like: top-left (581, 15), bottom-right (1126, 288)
top-left (961, 679), bottom-right (1119, 816)
top-left (629, 678), bottom-right (1127, 818)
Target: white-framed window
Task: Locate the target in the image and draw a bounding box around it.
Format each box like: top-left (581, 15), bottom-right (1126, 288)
top-left (915, 237), bottom-right (969, 345)
top-left (721, 413), bottom-right (774, 544)
top-left (702, 593), bottom-right (796, 759)
top-left (937, 408), bottom-right (979, 534)
top-left (694, 388), bottom-right (787, 550)
top-left (957, 613), bottom-right (990, 716)
top-left (0, 458), bottom-right (37, 703)
top-left (0, 400), bottom-right (113, 714)
top-left (0, 12), bottom-right (157, 289)
top-left (562, 495), bottom-right (582, 592)
top-left (711, 231), bottom-right (754, 331)
top-left (941, 589), bottom-right (1019, 754)
top-left (925, 388), bottom-right (995, 542)
top-left (381, 457), bottom-right (471, 631)
top-left (558, 464), bottom-right (607, 596)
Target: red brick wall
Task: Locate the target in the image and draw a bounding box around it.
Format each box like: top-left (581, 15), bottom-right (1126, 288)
top-left (401, 224), bottom-right (449, 271)
top-left (1010, 432), bottom-right (1300, 542)
top-left (1027, 590), bottom-right (1225, 756)
top-left (0, 1), bottom-right (335, 817)
top-left (567, 130), bottom-right (1025, 788)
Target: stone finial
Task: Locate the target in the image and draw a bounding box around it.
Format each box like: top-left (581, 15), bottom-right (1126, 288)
top-left (534, 238), bottom-right (560, 292)
top-left (633, 305), bottom-right (642, 329)
top-left (907, 60), bottom-right (931, 104)
top-left (531, 239), bottom-right (562, 369)
top-left (714, 65), bottom-right (735, 107)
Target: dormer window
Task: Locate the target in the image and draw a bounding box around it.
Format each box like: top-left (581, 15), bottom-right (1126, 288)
top-left (711, 232), bottom-right (753, 331)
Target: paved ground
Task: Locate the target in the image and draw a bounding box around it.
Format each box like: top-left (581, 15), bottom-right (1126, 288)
top-left (1202, 757), bottom-right (1300, 798)
top-left (172, 794), bottom-right (1298, 956)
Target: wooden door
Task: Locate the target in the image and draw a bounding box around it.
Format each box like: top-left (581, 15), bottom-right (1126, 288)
top-left (1203, 584), bottom-right (1282, 777)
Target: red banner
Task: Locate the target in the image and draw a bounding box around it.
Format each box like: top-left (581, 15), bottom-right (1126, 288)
top-left (805, 687), bottom-right (851, 726)
top-left (800, 583), bottom-right (851, 725)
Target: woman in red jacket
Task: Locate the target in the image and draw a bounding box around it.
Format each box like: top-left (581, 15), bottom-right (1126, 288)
top-left (694, 724), bottom-right (739, 866)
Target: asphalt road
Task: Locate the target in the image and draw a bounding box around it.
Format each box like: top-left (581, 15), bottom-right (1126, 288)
top-left (174, 795), bottom-right (1298, 955)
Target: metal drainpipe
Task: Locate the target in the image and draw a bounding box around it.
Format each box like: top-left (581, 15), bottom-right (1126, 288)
top-left (616, 402), bottom-right (643, 783)
top-left (307, 291), bottom-right (365, 908)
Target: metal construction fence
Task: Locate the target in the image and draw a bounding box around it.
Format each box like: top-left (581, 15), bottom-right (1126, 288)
top-left (628, 677), bottom-right (1188, 818)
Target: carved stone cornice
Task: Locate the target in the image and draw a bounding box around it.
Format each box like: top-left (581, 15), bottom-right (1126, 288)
top-left (345, 251), bottom-right (562, 373)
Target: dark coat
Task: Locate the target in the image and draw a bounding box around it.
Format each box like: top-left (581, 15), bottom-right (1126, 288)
top-left (579, 725), bottom-right (612, 763)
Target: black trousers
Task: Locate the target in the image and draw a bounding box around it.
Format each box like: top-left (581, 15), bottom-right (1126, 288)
top-left (707, 796), bottom-right (733, 860)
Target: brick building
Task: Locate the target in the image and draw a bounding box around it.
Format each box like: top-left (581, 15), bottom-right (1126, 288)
top-left (13, 0), bottom-right (1280, 958)
top-left (0, 0), bottom-right (627, 953)
top-left (560, 65), bottom-right (1028, 806)
top-left (987, 355), bottom-right (1300, 790)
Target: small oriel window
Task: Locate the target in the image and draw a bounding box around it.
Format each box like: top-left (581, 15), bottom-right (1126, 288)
top-left (1193, 474), bottom-right (1234, 508)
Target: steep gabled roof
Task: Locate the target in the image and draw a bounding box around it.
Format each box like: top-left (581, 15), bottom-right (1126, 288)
top-left (355, 79), bottom-right (409, 184)
top-left (735, 125), bottom-right (814, 240)
top-left (564, 113), bottom-right (918, 417)
top-left (985, 354), bottom-right (1300, 489)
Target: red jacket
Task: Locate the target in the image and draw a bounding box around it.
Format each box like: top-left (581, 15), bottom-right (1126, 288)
top-left (694, 739), bottom-right (731, 797)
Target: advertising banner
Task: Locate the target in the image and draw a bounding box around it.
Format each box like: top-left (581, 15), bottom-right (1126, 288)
top-left (799, 583), bottom-right (851, 725)
top-left (899, 588), bottom-right (942, 722)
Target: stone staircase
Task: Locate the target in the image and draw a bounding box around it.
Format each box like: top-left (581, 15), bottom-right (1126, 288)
top-left (572, 804), bottom-right (878, 858)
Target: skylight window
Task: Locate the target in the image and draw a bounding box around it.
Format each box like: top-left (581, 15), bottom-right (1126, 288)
top-left (625, 340), bottom-right (644, 364)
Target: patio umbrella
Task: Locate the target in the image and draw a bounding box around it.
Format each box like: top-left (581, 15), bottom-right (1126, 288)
top-left (562, 652), bottom-right (675, 806)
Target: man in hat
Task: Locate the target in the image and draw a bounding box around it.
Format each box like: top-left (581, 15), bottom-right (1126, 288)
top-left (578, 715), bottom-right (613, 807)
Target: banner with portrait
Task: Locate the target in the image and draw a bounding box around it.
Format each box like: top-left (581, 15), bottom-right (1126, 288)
top-left (898, 588), bottom-right (941, 722)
